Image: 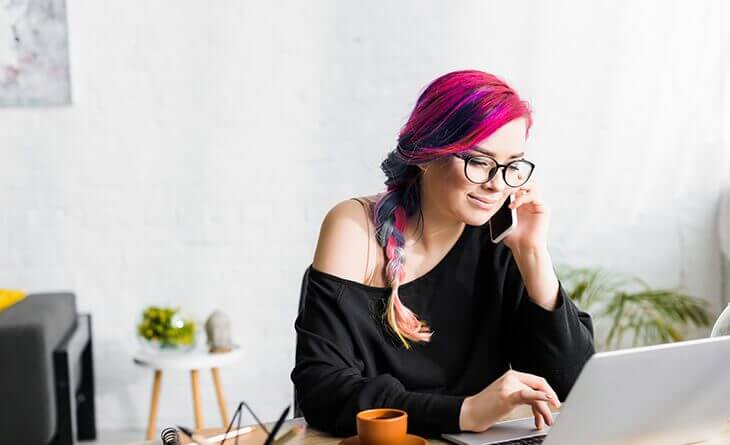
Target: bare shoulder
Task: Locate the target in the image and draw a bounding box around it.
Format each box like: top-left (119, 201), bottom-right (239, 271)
top-left (311, 196), bottom-right (378, 283)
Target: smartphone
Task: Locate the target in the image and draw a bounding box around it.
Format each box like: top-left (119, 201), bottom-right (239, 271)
top-left (489, 193), bottom-right (518, 243)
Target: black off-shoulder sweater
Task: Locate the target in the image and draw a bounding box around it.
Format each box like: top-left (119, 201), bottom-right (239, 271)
top-left (291, 223), bottom-right (595, 438)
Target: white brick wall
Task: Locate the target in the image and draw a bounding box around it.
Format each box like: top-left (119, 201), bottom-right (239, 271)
top-left (0, 0), bottom-right (728, 433)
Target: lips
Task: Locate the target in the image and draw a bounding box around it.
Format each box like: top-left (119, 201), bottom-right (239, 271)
top-left (468, 194), bottom-right (500, 205)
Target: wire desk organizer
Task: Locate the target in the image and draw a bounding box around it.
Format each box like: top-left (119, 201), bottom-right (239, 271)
top-left (161, 401), bottom-right (292, 445)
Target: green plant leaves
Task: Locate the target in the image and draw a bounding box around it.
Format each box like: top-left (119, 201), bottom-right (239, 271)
top-left (556, 265), bottom-right (711, 351)
top-left (137, 306), bottom-right (196, 347)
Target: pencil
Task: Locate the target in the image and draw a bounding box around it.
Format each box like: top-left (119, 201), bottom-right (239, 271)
top-left (205, 426), bottom-right (254, 443)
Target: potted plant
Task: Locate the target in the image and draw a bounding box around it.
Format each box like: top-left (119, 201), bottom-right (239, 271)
top-left (137, 306), bottom-right (197, 353)
top-left (556, 265), bottom-right (712, 351)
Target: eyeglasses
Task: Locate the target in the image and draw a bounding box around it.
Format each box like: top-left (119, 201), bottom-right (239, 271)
top-left (453, 153), bottom-right (535, 187)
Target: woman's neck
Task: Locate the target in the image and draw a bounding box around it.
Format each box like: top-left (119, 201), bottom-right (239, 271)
top-left (403, 190), bottom-right (465, 251)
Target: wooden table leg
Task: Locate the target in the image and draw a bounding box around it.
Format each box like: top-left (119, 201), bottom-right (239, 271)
top-left (145, 369), bottom-right (163, 440)
top-left (191, 369), bottom-right (204, 430)
top-left (211, 367), bottom-right (230, 426)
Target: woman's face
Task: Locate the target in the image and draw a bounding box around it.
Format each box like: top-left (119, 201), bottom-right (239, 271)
top-left (419, 117), bottom-right (529, 227)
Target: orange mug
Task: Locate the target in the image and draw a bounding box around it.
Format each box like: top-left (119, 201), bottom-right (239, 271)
top-left (356, 408), bottom-right (408, 445)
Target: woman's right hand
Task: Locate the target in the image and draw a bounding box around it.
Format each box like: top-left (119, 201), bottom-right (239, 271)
top-left (459, 369), bottom-right (561, 432)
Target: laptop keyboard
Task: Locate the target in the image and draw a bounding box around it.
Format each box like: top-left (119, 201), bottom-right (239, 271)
top-left (496, 435), bottom-right (546, 444)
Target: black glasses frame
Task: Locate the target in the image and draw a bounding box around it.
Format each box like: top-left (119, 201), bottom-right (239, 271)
top-left (453, 153), bottom-right (535, 187)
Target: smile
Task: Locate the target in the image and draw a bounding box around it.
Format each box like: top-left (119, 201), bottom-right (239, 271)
top-left (468, 194), bottom-right (498, 209)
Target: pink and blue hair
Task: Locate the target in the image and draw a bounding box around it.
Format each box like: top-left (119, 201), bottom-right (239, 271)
top-left (373, 69), bottom-right (533, 349)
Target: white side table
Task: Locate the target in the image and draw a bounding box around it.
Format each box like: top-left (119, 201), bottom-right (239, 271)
top-left (133, 347), bottom-right (244, 441)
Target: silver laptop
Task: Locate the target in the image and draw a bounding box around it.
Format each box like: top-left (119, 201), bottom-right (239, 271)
top-left (443, 336), bottom-right (730, 445)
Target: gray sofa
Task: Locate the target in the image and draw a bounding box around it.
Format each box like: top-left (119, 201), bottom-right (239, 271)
top-left (0, 292), bottom-right (96, 445)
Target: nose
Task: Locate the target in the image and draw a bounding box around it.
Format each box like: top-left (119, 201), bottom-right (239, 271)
top-left (482, 167), bottom-right (507, 192)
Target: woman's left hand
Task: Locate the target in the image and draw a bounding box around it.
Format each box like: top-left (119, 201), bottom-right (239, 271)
top-left (502, 178), bottom-right (549, 252)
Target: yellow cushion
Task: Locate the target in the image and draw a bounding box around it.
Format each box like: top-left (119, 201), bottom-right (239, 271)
top-left (0, 289), bottom-right (26, 312)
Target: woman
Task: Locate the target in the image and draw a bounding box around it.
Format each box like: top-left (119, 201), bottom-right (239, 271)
top-left (291, 70), bottom-right (595, 438)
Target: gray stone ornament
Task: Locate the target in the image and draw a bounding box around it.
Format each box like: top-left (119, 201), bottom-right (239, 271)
top-left (205, 310), bottom-right (233, 353)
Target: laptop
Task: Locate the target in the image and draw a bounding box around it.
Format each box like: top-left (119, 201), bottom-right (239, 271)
top-left (443, 336), bottom-right (730, 445)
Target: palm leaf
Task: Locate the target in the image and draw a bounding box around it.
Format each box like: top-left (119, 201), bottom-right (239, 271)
top-left (556, 264), bottom-right (712, 350)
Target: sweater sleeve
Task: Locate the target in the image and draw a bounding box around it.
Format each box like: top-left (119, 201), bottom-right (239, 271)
top-left (497, 247), bottom-right (596, 401)
top-left (290, 270), bottom-right (465, 437)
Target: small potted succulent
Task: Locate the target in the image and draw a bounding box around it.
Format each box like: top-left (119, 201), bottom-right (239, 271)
top-left (137, 306), bottom-right (197, 353)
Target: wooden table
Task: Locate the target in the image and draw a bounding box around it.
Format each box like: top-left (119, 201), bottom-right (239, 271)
top-left (177, 417), bottom-right (448, 445)
top-left (163, 407), bottom-right (554, 445)
top-left (265, 408), bottom-right (541, 445)
top-left (163, 407), bottom-right (730, 445)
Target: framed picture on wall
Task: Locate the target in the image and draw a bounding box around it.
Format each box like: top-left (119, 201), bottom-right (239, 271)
top-left (0, 0), bottom-right (71, 106)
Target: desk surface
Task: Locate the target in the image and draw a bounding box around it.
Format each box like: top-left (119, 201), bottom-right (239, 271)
top-left (171, 407), bottom-right (545, 445)
top-left (156, 406), bottom-right (730, 445)
top-left (184, 417), bottom-right (450, 445)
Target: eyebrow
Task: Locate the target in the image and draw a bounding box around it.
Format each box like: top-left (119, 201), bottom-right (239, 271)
top-left (472, 147), bottom-right (525, 159)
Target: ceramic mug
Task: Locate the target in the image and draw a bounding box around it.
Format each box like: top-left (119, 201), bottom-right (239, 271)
top-left (356, 408), bottom-right (408, 445)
